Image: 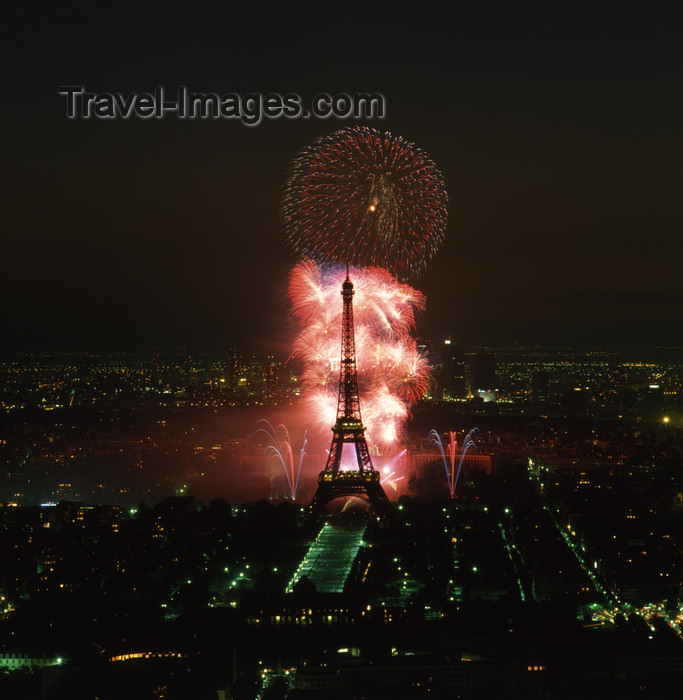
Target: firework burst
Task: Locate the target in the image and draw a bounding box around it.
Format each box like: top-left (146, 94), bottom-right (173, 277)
top-left (253, 420), bottom-right (308, 501)
top-left (282, 126), bottom-right (448, 279)
top-left (289, 260), bottom-right (430, 449)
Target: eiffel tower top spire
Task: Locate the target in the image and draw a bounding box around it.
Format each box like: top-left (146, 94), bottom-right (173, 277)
top-left (335, 265), bottom-right (363, 425)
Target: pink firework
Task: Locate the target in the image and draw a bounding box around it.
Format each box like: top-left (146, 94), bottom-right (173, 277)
top-left (289, 260), bottom-right (430, 449)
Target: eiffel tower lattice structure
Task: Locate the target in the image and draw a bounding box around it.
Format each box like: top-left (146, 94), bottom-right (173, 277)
top-left (309, 268), bottom-right (391, 520)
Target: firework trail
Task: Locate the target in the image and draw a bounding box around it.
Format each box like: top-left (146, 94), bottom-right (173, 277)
top-left (253, 420), bottom-right (307, 501)
top-left (428, 428), bottom-right (479, 497)
top-left (282, 126), bottom-right (448, 280)
top-left (380, 448), bottom-right (408, 491)
top-left (454, 428), bottom-right (479, 493)
top-left (289, 260), bottom-right (430, 449)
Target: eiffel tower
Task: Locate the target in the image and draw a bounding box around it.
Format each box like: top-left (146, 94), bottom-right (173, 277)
top-left (309, 268), bottom-right (391, 520)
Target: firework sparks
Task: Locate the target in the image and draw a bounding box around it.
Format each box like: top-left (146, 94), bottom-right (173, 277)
top-left (428, 428), bottom-right (479, 497)
top-left (289, 260), bottom-right (430, 449)
top-left (282, 126), bottom-right (448, 279)
top-left (253, 420), bottom-right (307, 501)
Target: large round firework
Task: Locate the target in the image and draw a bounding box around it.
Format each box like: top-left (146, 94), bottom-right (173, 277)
top-left (282, 126), bottom-right (448, 279)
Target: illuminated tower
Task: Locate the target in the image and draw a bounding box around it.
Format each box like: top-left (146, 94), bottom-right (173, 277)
top-left (309, 269), bottom-right (391, 520)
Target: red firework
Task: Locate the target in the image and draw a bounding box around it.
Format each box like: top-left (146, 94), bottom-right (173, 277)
top-left (288, 260), bottom-right (430, 449)
top-left (282, 126), bottom-right (448, 280)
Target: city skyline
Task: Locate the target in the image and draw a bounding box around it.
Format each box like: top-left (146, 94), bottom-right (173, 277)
top-left (3, 4), bottom-right (683, 351)
top-left (1, 341), bottom-right (682, 698)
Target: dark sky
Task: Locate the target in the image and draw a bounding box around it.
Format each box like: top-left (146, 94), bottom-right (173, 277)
top-left (3, 3), bottom-right (682, 350)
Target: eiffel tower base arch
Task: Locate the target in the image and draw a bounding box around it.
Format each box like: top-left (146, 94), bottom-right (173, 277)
top-left (310, 470), bottom-right (391, 523)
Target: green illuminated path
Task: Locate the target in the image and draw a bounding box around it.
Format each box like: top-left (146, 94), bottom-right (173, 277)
top-left (286, 522), bottom-right (366, 594)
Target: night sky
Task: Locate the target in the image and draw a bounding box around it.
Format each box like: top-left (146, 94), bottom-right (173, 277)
top-left (3, 3), bottom-right (683, 351)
